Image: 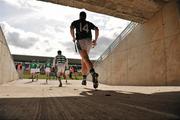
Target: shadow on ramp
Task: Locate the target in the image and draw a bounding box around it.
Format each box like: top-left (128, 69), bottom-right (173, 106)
top-left (0, 90), bottom-right (180, 120)
top-left (24, 81), bottom-right (34, 84)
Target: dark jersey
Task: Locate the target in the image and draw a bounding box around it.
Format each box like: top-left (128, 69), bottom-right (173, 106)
top-left (70, 19), bottom-right (98, 40)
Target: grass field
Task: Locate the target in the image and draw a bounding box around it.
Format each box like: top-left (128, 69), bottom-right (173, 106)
top-left (22, 71), bottom-right (83, 80)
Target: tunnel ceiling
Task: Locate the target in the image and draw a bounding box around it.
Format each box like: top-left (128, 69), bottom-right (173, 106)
top-left (38, 0), bottom-right (169, 23)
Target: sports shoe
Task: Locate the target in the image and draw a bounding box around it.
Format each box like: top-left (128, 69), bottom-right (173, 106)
top-left (59, 81), bottom-right (62, 87)
top-left (59, 82), bottom-right (62, 87)
top-left (82, 80), bottom-right (87, 85)
top-left (92, 73), bottom-right (99, 89)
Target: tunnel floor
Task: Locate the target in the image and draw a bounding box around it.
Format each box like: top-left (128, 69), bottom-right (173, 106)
top-left (0, 79), bottom-right (180, 120)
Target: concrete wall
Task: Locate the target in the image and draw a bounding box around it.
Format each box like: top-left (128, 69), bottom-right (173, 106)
top-left (0, 26), bottom-right (18, 84)
top-left (92, 1), bottom-right (180, 86)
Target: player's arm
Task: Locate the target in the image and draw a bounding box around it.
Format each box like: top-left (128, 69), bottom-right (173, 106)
top-left (92, 27), bottom-right (99, 47)
top-left (89, 22), bottom-right (99, 46)
top-left (94, 27), bottom-right (99, 42)
top-left (70, 22), bottom-right (76, 42)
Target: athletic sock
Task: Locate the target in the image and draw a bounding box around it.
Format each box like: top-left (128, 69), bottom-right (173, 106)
top-left (90, 68), bottom-right (95, 76)
top-left (83, 75), bottom-right (87, 81)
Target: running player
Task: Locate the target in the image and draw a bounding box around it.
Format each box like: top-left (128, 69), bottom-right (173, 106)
top-left (53, 50), bottom-right (67, 87)
top-left (70, 11), bottom-right (99, 88)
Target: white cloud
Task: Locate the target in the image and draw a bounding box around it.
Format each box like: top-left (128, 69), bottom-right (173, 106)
top-left (0, 0), bottom-right (130, 59)
top-left (1, 22), bottom-right (39, 48)
top-left (1, 0), bottom-right (22, 7)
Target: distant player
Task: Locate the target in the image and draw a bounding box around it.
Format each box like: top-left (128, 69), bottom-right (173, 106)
top-left (35, 60), bottom-right (40, 81)
top-left (53, 50), bottom-right (67, 87)
top-left (45, 59), bottom-right (51, 84)
top-left (30, 60), bottom-right (37, 82)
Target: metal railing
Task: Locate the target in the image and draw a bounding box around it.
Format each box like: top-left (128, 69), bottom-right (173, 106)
top-left (95, 22), bottom-right (138, 65)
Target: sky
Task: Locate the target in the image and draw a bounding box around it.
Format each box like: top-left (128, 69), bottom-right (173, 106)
top-left (0, 0), bottom-right (130, 59)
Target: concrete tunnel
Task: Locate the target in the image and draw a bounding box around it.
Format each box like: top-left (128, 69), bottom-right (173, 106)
top-left (0, 0), bottom-right (180, 120)
top-left (38, 0), bottom-right (180, 86)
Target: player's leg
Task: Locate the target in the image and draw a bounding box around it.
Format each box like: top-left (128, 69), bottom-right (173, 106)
top-left (46, 72), bottom-right (48, 84)
top-left (65, 70), bottom-right (69, 83)
top-left (46, 68), bottom-right (51, 84)
top-left (36, 68), bottom-right (40, 81)
top-left (78, 39), bottom-right (99, 88)
top-left (63, 71), bottom-right (67, 83)
top-left (63, 72), bottom-right (67, 83)
top-left (81, 59), bottom-right (88, 85)
top-left (79, 50), bottom-right (98, 88)
top-left (74, 71), bottom-right (78, 80)
top-left (80, 42), bottom-right (99, 88)
top-left (32, 73), bottom-right (34, 82)
top-left (59, 72), bottom-right (62, 87)
top-left (57, 65), bottom-right (62, 87)
top-left (36, 73), bottom-right (38, 81)
top-left (31, 69), bottom-right (35, 82)
top-left (62, 66), bottom-right (67, 84)
top-left (45, 68), bottom-right (48, 83)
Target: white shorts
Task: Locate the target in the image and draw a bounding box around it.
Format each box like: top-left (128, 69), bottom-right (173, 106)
top-left (45, 68), bottom-right (51, 73)
top-left (36, 68), bottom-right (40, 73)
top-left (57, 64), bottom-right (66, 74)
top-left (30, 69), bottom-right (36, 74)
top-left (65, 70), bottom-right (70, 75)
top-left (77, 39), bottom-right (92, 53)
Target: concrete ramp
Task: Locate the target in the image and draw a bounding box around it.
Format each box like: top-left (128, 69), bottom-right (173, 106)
top-left (0, 26), bottom-right (18, 84)
top-left (93, 1), bottom-right (180, 85)
top-left (0, 80), bottom-right (180, 120)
